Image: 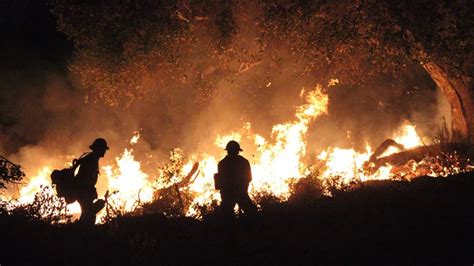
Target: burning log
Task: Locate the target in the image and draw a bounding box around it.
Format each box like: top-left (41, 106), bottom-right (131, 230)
top-left (174, 162), bottom-right (200, 188)
top-left (368, 139), bottom-right (405, 162)
top-left (365, 140), bottom-right (474, 177)
top-left (172, 162), bottom-right (199, 212)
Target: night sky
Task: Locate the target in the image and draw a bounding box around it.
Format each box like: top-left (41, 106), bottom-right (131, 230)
top-left (1, 0), bottom-right (72, 152)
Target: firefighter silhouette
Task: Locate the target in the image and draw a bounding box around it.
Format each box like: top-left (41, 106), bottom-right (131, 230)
top-left (215, 140), bottom-right (257, 217)
top-left (75, 138), bottom-right (108, 225)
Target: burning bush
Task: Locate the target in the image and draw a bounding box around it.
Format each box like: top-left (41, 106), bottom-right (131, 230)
top-left (141, 149), bottom-right (207, 218)
top-left (288, 172), bottom-right (324, 203)
top-left (2, 185), bottom-right (71, 224)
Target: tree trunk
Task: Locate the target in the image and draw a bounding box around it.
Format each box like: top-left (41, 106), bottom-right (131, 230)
top-left (423, 62), bottom-right (474, 142)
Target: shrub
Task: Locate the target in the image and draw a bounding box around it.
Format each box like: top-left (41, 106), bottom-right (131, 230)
top-left (6, 186), bottom-right (72, 224)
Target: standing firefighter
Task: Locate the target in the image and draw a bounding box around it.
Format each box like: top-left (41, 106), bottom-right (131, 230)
top-left (215, 140), bottom-right (257, 218)
top-left (76, 138), bottom-right (108, 225)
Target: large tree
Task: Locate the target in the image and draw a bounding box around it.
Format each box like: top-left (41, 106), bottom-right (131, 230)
top-left (261, 0), bottom-right (473, 141)
top-left (51, 0), bottom-right (473, 140)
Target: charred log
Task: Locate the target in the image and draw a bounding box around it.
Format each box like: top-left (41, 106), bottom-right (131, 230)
top-left (368, 139), bottom-right (405, 162)
top-left (366, 142), bottom-right (474, 174)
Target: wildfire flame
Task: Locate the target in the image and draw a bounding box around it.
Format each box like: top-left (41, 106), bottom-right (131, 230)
top-left (3, 84), bottom-right (472, 223)
top-left (130, 130), bottom-right (141, 144)
top-left (102, 149), bottom-right (154, 214)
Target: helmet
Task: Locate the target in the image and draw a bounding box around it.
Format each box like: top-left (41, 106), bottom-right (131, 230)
top-left (89, 138), bottom-right (109, 151)
top-left (225, 140), bottom-right (242, 153)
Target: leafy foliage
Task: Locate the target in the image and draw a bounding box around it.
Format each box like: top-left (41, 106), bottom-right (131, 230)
top-left (50, 0), bottom-right (241, 106)
top-left (50, 0), bottom-right (473, 106)
top-left (141, 148), bottom-right (194, 217)
top-left (100, 190), bottom-right (130, 223)
top-left (251, 189), bottom-right (282, 211)
top-left (158, 148), bottom-right (186, 187)
top-left (0, 155), bottom-right (25, 189)
top-left (288, 172), bottom-right (324, 203)
top-left (261, 0), bottom-right (473, 81)
top-left (3, 185), bottom-right (72, 224)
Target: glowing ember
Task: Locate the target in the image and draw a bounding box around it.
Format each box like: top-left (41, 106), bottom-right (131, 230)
top-left (130, 130), bottom-right (141, 144)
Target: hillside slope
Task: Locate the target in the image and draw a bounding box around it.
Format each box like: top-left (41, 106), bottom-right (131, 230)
top-left (1, 173), bottom-right (473, 265)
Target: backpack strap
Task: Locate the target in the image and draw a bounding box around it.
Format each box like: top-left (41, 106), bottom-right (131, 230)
top-left (71, 152), bottom-right (91, 171)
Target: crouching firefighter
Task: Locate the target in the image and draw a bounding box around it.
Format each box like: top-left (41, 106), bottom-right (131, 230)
top-left (214, 140), bottom-right (257, 218)
top-left (75, 138), bottom-right (108, 225)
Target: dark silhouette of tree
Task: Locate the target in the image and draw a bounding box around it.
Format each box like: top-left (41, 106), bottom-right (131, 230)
top-left (0, 155), bottom-right (24, 189)
top-left (50, 0), bottom-right (473, 139)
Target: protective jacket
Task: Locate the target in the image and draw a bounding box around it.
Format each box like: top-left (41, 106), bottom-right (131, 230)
top-left (75, 153), bottom-right (100, 200)
top-left (217, 155), bottom-right (252, 192)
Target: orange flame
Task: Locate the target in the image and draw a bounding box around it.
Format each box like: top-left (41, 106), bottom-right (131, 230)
top-left (5, 84), bottom-right (472, 223)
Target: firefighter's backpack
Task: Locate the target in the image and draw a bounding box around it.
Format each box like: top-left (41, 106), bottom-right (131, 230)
top-left (50, 153), bottom-right (87, 204)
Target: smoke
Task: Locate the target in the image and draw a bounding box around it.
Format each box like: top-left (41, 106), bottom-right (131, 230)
top-left (307, 72), bottom-right (444, 156)
top-left (0, 0), bottom-right (449, 196)
top-left (434, 86), bottom-right (453, 138)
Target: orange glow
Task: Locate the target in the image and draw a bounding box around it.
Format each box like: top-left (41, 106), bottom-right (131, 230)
top-left (5, 85), bottom-right (473, 222)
